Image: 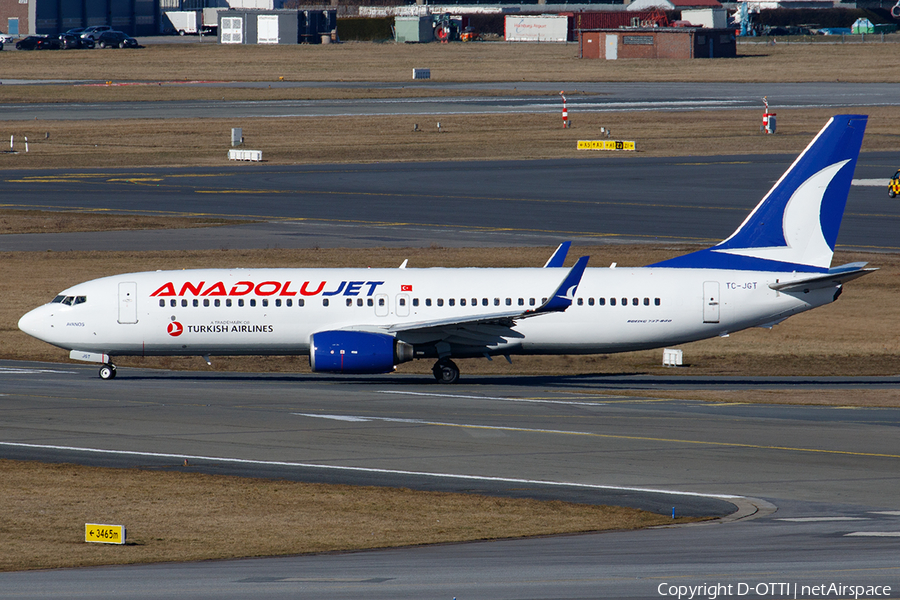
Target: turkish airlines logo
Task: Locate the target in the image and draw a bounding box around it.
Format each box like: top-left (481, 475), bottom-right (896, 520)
top-left (167, 321), bottom-right (184, 337)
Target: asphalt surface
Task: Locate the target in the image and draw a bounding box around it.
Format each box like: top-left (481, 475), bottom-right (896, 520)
top-left (1, 361), bottom-right (899, 599)
top-left (1, 152), bottom-right (899, 253)
top-left (1, 81), bottom-right (900, 120)
top-left (2, 92), bottom-right (899, 598)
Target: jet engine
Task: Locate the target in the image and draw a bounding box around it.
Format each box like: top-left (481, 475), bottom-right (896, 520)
top-left (309, 330), bottom-right (414, 374)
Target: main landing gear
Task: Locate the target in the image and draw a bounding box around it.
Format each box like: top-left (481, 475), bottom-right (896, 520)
top-left (99, 363), bottom-right (117, 380)
top-left (432, 359), bottom-right (459, 384)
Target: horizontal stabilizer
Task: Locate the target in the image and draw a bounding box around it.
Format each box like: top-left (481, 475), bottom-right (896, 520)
top-left (769, 263), bottom-right (876, 292)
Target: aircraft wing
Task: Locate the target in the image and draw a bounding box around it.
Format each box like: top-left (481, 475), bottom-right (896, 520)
top-left (386, 256), bottom-right (590, 336)
top-left (768, 262), bottom-right (877, 292)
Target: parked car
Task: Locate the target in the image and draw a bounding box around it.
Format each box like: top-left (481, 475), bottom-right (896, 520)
top-left (96, 30), bottom-right (139, 48)
top-left (59, 32), bottom-right (94, 49)
top-left (80, 25), bottom-right (111, 41)
top-left (15, 35), bottom-right (61, 50)
top-left (0, 31), bottom-right (14, 44)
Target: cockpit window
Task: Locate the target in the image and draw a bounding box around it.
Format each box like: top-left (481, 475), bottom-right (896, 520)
top-left (54, 295), bottom-right (87, 306)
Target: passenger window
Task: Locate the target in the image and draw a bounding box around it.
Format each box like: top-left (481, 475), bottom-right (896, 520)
top-left (169, 299), bottom-right (176, 308)
top-left (299, 299), bottom-right (305, 307)
top-left (655, 298), bottom-right (661, 306)
top-left (621, 298), bottom-right (627, 306)
top-left (286, 299), bottom-right (291, 307)
top-left (358, 298), bottom-right (364, 306)
top-left (449, 299), bottom-right (455, 306)
top-left (204, 299), bottom-right (210, 307)
top-left (599, 298), bottom-right (606, 306)
top-left (276, 299), bottom-right (282, 307)
top-left (460, 299), bottom-right (466, 306)
top-left (518, 298), bottom-right (524, 306)
top-left (399, 298), bottom-right (406, 306)
top-left (262, 299), bottom-right (268, 307)
top-left (483, 298), bottom-right (488, 306)
top-left (182, 299), bottom-right (188, 307)
top-left (437, 299), bottom-right (444, 307)
top-left (250, 299), bottom-right (256, 307)
top-left (529, 298), bottom-right (536, 306)
top-left (378, 298), bottom-right (385, 306)
top-left (506, 298), bottom-right (512, 306)
top-left (227, 299), bottom-right (233, 307)
top-left (577, 298), bottom-right (583, 306)
top-left (425, 298), bottom-right (432, 307)
top-left (644, 298), bottom-right (650, 306)
top-left (472, 298), bottom-right (477, 306)
top-left (610, 298), bottom-right (616, 306)
top-left (238, 299), bottom-right (244, 307)
top-left (494, 298), bottom-right (500, 306)
top-left (215, 299), bottom-right (221, 307)
top-left (159, 299), bottom-right (165, 307)
top-left (413, 298), bottom-right (419, 307)
top-left (633, 298), bottom-right (639, 306)
top-left (588, 298), bottom-right (594, 306)
top-left (367, 298), bottom-right (373, 307)
top-left (346, 299), bottom-right (352, 307)
top-left (193, 299), bottom-right (199, 307)
top-left (323, 299), bottom-right (329, 307)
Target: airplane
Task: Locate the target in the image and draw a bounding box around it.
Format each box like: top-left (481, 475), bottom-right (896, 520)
top-left (18, 114), bottom-right (874, 384)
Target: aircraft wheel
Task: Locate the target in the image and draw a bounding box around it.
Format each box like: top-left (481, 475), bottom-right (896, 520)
top-left (99, 364), bottom-right (117, 380)
top-left (432, 359), bottom-right (459, 384)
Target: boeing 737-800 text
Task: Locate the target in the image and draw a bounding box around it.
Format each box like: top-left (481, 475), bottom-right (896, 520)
top-left (18, 115), bottom-right (874, 383)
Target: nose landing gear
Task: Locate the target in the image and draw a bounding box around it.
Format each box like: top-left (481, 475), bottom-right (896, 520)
top-left (99, 363), bottom-right (117, 380)
top-left (432, 358), bottom-right (459, 384)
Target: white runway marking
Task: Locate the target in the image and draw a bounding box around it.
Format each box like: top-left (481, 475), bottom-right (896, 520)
top-left (870, 511), bottom-right (900, 516)
top-left (777, 517), bottom-right (869, 522)
top-left (845, 532), bottom-right (900, 537)
top-left (379, 390), bottom-right (607, 406)
top-left (0, 367), bottom-right (76, 374)
top-left (0, 441), bottom-right (742, 500)
top-left (852, 178), bottom-right (891, 186)
top-left (295, 413), bottom-right (600, 437)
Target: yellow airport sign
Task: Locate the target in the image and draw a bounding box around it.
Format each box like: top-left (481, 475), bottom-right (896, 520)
top-left (85, 523), bottom-right (126, 545)
top-left (577, 140), bottom-right (636, 151)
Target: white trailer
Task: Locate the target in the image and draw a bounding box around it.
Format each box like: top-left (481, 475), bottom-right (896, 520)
top-left (165, 10), bottom-right (199, 35)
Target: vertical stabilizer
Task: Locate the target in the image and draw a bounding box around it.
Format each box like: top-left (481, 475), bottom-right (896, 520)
top-left (651, 115), bottom-right (867, 272)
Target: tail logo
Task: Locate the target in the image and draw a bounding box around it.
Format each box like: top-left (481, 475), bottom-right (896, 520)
top-left (713, 160), bottom-right (849, 270)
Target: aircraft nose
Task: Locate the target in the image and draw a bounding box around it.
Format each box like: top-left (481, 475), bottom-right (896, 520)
top-left (18, 307), bottom-right (48, 340)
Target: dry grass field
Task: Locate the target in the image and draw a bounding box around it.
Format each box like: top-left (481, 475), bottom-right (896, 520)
top-left (2, 107), bottom-right (899, 170)
top-left (1, 40), bottom-right (899, 84)
top-left (1, 459), bottom-right (691, 572)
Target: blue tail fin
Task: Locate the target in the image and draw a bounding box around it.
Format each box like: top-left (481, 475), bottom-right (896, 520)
top-left (651, 115), bottom-right (867, 273)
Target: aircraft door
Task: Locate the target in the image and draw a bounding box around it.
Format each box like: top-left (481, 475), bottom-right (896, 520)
top-left (396, 294), bottom-right (410, 317)
top-left (118, 281), bottom-right (138, 324)
top-left (703, 281), bottom-right (720, 323)
top-left (374, 294), bottom-right (389, 317)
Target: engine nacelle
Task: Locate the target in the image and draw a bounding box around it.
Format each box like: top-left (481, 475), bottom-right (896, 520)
top-left (309, 330), bottom-right (414, 374)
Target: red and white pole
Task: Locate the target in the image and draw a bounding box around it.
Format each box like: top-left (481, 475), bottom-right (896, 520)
top-left (560, 91), bottom-right (569, 129)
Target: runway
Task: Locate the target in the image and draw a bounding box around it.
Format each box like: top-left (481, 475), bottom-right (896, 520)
top-left (1, 152), bottom-right (899, 253)
top-left (1, 361), bottom-right (899, 598)
top-left (1, 81), bottom-right (900, 120)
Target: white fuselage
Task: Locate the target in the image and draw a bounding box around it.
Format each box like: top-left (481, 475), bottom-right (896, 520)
top-left (18, 266), bottom-right (833, 359)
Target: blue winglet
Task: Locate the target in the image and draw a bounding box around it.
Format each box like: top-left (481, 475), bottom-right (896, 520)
top-left (649, 115), bottom-right (867, 273)
top-left (543, 242), bottom-right (572, 268)
top-left (530, 255), bottom-right (590, 315)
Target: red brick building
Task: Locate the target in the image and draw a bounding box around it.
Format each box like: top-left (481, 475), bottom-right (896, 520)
top-left (579, 28), bottom-right (736, 59)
